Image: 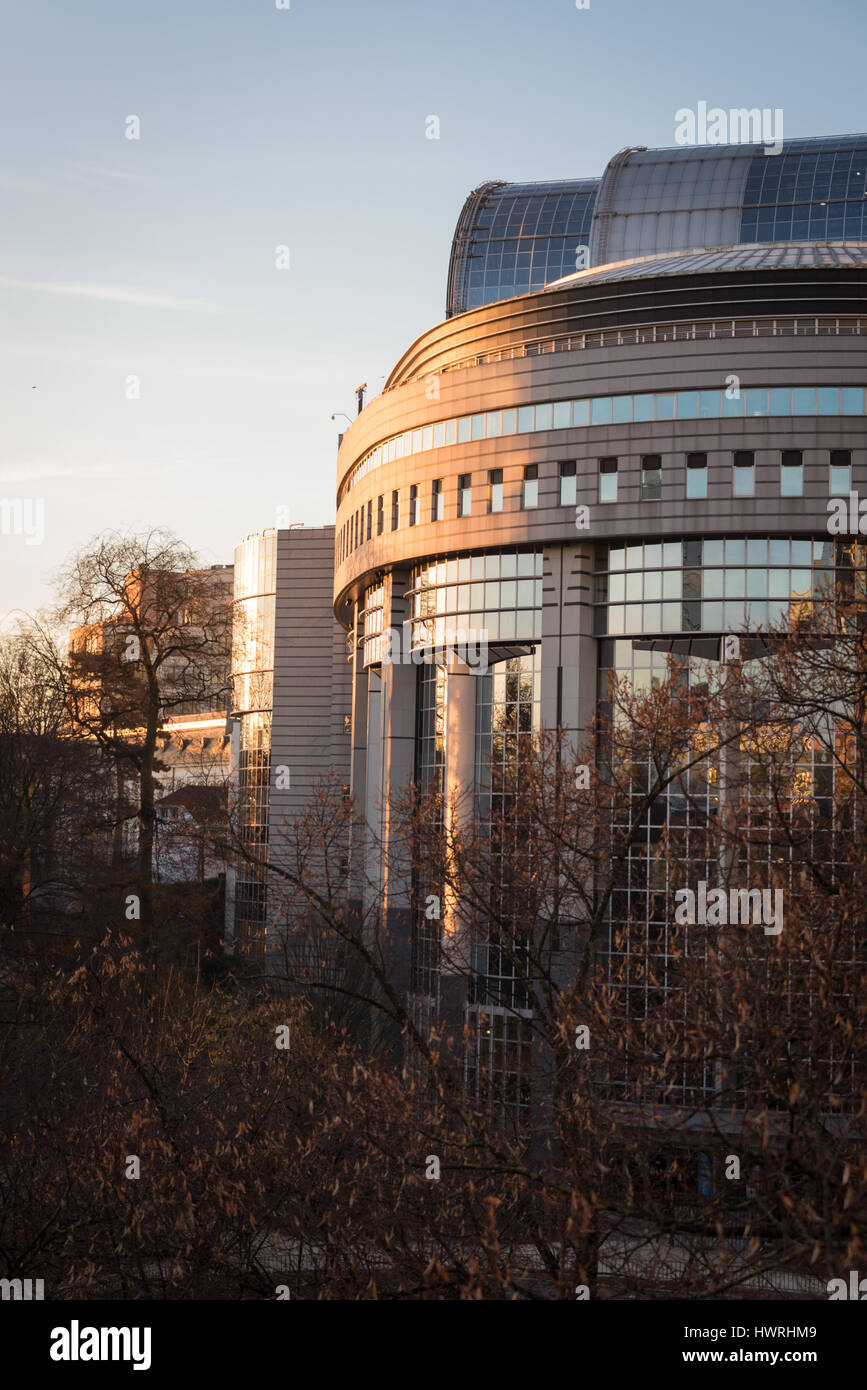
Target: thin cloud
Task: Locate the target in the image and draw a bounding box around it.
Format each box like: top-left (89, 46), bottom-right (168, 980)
top-left (64, 164), bottom-right (142, 185)
top-left (0, 277), bottom-right (224, 313)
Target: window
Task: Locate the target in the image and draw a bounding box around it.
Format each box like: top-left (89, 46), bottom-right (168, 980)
top-left (780, 449), bottom-right (803, 497)
top-left (599, 457), bottom-right (618, 503)
top-left (366, 500), bottom-right (372, 542)
top-left (489, 468), bottom-right (503, 513)
top-left (458, 473), bottom-right (472, 517)
top-left (559, 461), bottom-right (577, 507)
top-left (391, 489), bottom-right (400, 530)
top-left (686, 452), bottom-right (708, 499)
top-left (641, 454), bottom-right (662, 501)
top-left (377, 495), bottom-right (384, 536)
top-left (432, 478), bottom-right (444, 522)
top-left (409, 484), bottom-right (419, 526)
top-left (830, 449), bottom-right (851, 494)
top-left (733, 451), bottom-right (755, 497)
top-left (522, 464), bottom-right (538, 509)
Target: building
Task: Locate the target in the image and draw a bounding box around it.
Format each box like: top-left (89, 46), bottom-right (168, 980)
top-left (225, 527), bottom-right (350, 959)
top-left (446, 133), bottom-right (867, 314)
top-left (69, 562), bottom-right (233, 882)
top-left (331, 133), bottom-right (867, 1115)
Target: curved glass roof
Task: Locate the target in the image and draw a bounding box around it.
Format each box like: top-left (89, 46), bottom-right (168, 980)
top-left (446, 134), bottom-right (867, 317)
top-left (548, 240), bottom-right (867, 288)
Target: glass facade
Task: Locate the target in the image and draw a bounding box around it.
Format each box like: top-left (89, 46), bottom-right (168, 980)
top-left (740, 137), bottom-right (867, 243)
top-left (448, 178), bottom-right (599, 316)
top-left (343, 384), bottom-right (865, 497)
top-left (409, 550), bottom-right (543, 650)
top-left (231, 533), bottom-right (278, 958)
top-left (593, 536), bottom-right (851, 638)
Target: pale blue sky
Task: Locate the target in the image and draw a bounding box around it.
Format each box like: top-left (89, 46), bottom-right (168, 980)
top-left (1, 0), bottom-right (864, 618)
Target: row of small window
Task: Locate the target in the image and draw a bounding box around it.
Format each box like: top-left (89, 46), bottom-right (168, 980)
top-left (599, 449), bottom-right (854, 503)
top-left (339, 451), bottom-right (856, 558)
top-left (343, 384), bottom-right (865, 495)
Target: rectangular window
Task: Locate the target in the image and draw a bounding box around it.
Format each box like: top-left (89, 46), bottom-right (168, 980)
top-left (432, 478), bottom-right (444, 521)
top-left (522, 464), bottom-right (538, 509)
top-left (377, 495), bottom-right (384, 535)
top-left (391, 489), bottom-right (400, 530)
top-left (733, 450), bottom-right (755, 497)
top-left (780, 449), bottom-right (803, 497)
top-left (686, 452), bottom-right (708, 499)
top-left (830, 449), bottom-right (851, 494)
top-left (641, 454), bottom-right (662, 501)
top-left (599, 457), bottom-right (617, 503)
top-left (366, 500), bottom-right (372, 542)
top-left (559, 460), bottom-right (577, 507)
top-left (489, 468), bottom-right (503, 513)
top-left (458, 473), bottom-right (472, 517)
top-left (409, 484), bottom-right (419, 526)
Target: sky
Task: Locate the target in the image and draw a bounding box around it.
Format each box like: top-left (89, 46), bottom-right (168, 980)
top-left (0, 0), bottom-right (865, 621)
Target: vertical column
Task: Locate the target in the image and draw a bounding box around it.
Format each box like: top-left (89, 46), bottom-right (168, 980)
top-left (541, 542), bottom-right (597, 758)
top-left (377, 570), bottom-right (416, 999)
top-left (440, 655), bottom-right (478, 1029)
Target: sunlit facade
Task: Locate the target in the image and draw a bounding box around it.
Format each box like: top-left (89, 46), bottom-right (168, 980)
top-left (335, 136), bottom-right (867, 1121)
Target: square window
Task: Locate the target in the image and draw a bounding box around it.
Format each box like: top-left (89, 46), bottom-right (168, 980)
top-left (677, 391), bottom-right (699, 419)
top-left (633, 394), bottom-right (654, 422)
top-left (572, 400), bottom-right (590, 426)
top-left (591, 397), bottom-right (612, 425)
top-left (553, 401), bottom-right (571, 429)
top-left (612, 396), bottom-right (632, 424)
top-left (517, 406), bottom-right (534, 433)
top-left (535, 403), bottom-right (553, 431)
top-left (655, 394), bottom-right (675, 420)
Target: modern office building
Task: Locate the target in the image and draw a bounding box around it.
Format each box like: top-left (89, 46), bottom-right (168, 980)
top-left (225, 526), bottom-right (350, 957)
top-left (333, 133), bottom-right (867, 1113)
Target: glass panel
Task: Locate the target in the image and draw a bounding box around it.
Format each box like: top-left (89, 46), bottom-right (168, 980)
top-left (662, 569), bottom-right (682, 599)
top-left (644, 571), bottom-right (662, 601)
top-left (817, 387), bottom-right (839, 415)
top-left (591, 397), bottom-right (612, 425)
top-left (609, 573), bottom-right (625, 602)
top-left (722, 390), bottom-right (744, 417)
top-left (702, 601), bottom-right (723, 630)
top-left (733, 464), bottom-right (755, 496)
top-left (457, 417), bottom-right (470, 443)
top-left (471, 413), bottom-right (485, 441)
top-left (626, 573), bottom-right (642, 601)
top-left (612, 396), bottom-right (632, 423)
top-left (677, 391), bottom-right (699, 419)
top-left (725, 569), bottom-right (746, 599)
top-left (445, 419), bottom-right (457, 445)
top-left (553, 401), bottom-right (571, 428)
top-left (747, 539), bottom-right (767, 563)
top-left (535, 403), bottom-right (553, 431)
top-left (626, 545), bottom-right (643, 569)
top-left (830, 464), bottom-right (851, 492)
top-left (769, 387), bottom-right (791, 415)
top-left (600, 474), bottom-right (617, 502)
top-left (633, 394), bottom-right (654, 421)
top-left (517, 406), bottom-right (534, 433)
top-left (768, 539), bottom-right (789, 564)
top-left (780, 463), bottom-right (803, 496)
top-left (769, 569), bottom-right (791, 598)
top-left (572, 400), bottom-right (590, 426)
top-left (501, 408), bottom-right (517, 434)
top-left (703, 539), bottom-right (723, 565)
top-left (655, 394), bottom-right (675, 420)
top-left (746, 388), bottom-right (768, 416)
top-left (433, 422), bottom-right (445, 448)
top-left (747, 568), bottom-right (768, 598)
top-left (792, 387), bottom-right (816, 415)
top-left (791, 540), bottom-right (812, 565)
top-left (841, 387), bottom-right (863, 414)
top-left (703, 568), bottom-right (724, 598)
top-left (645, 543), bottom-right (661, 567)
top-left (699, 390), bottom-right (720, 418)
top-left (663, 542), bottom-right (681, 568)
top-left (485, 412), bottom-right (501, 437)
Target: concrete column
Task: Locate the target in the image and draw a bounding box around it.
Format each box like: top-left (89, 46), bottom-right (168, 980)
top-left (541, 542), bottom-right (597, 759)
top-left (442, 656), bottom-right (477, 979)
